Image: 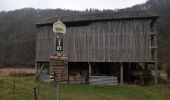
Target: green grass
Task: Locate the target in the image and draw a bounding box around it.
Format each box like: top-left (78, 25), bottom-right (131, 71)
top-left (0, 76), bottom-right (170, 100)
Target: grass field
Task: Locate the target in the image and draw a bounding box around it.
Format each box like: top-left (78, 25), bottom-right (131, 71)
top-left (0, 76), bottom-right (170, 100)
top-left (0, 67), bottom-right (35, 77)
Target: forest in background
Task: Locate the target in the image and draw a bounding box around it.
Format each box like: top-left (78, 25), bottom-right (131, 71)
top-left (0, 0), bottom-right (169, 67)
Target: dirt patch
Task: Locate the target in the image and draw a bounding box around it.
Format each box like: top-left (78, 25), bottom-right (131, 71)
top-left (0, 67), bottom-right (35, 77)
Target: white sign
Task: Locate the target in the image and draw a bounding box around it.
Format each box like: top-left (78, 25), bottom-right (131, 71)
top-left (53, 20), bottom-right (66, 34)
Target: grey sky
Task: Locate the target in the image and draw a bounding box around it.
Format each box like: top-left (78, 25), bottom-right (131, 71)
top-left (0, 0), bottom-right (148, 11)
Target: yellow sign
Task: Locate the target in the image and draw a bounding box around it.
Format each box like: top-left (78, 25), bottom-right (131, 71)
top-left (53, 20), bottom-right (66, 34)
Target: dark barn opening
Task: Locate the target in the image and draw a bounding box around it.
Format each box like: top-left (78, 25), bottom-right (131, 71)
top-left (91, 62), bottom-right (114, 76)
top-left (68, 62), bottom-right (89, 84)
top-left (68, 62), bottom-right (120, 84)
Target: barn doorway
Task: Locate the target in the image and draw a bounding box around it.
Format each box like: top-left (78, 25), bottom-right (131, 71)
top-left (68, 62), bottom-right (89, 84)
top-left (68, 62), bottom-right (120, 84)
top-left (90, 62), bottom-right (119, 76)
top-left (68, 62), bottom-right (117, 77)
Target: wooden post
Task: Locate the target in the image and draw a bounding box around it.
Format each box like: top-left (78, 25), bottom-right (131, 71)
top-left (56, 80), bottom-right (60, 100)
top-left (0, 79), bottom-right (1, 94)
top-left (89, 62), bottom-right (91, 77)
top-left (153, 20), bottom-right (158, 85)
top-left (35, 62), bottom-right (38, 81)
top-left (127, 62), bottom-right (131, 82)
top-left (33, 88), bottom-right (37, 100)
top-left (145, 63), bottom-right (148, 71)
top-left (68, 66), bottom-right (69, 84)
top-left (13, 78), bottom-right (15, 100)
top-left (120, 63), bottom-right (123, 84)
top-left (154, 63), bottom-right (158, 84)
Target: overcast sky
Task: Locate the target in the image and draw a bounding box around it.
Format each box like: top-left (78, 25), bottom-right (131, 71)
top-left (0, 0), bottom-right (148, 11)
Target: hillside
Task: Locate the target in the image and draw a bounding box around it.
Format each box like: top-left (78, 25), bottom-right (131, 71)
top-left (0, 8), bottom-right (85, 66)
top-left (0, 0), bottom-right (169, 67)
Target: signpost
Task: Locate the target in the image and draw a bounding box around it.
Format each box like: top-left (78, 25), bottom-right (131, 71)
top-left (52, 20), bottom-right (67, 100)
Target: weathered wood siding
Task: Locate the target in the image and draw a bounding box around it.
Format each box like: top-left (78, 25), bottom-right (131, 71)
top-left (36, 19), bottom-right (155, 62)
top-left (36, 26), bottom-right (54, 62)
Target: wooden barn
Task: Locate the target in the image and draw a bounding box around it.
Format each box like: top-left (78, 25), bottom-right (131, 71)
top-left (36, 10), bottom-right (159, 85)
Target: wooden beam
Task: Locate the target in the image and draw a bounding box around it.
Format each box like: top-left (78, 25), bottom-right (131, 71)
top-left (37, 65), bottom-right (44, 80)
top-left (120, 63), bottom-right (123, 84)
top-left (89, 62), bottom-right (91, 77)
top-left (154, 21), bottom-right (158, 85)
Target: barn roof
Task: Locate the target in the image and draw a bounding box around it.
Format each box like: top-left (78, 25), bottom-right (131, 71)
top-left (36, 10), bottom-right (158, 26)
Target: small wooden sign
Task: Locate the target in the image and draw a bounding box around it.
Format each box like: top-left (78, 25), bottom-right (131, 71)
top-left (55, 38), bottom-right (63, 52)
top-left (53, 20), bottom-right (66, 34)
top-left (49, 55), bottom-right (68, 82)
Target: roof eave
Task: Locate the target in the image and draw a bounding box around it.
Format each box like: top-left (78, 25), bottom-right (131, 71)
top-left (36, 15), bottom-right (159, 27)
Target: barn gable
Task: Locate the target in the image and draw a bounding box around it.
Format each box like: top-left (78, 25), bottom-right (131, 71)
top-left (36, 10), bottom-right (158, 63)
